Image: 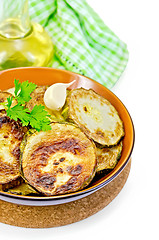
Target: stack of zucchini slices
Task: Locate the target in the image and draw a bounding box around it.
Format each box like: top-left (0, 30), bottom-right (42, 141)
top-left (0, 92), bottom-right (26, 192)
top-left (0, 87), bottom-right (124, 196)
top-left (67, 88), bottom-right (124, 173)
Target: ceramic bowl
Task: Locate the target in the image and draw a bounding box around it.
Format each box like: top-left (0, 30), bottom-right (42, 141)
top-left (0, 67), bottom-right (134, 206)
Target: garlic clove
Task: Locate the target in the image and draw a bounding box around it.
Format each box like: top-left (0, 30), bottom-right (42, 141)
top-left (44, 80), bottom-right (76, 111)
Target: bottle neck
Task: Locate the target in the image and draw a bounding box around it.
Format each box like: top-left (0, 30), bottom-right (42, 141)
top-left (0, 0), bottom-right (31, 39)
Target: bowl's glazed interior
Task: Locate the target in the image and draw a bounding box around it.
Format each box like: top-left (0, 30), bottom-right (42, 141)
top-left (0, 67), bottom-right (134, 206)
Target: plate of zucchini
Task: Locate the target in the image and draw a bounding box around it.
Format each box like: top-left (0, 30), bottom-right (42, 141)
top-left (0, 68), bottom-right (134, 206)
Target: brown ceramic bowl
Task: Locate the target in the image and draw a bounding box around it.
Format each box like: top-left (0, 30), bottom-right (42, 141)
top-left (0, 67), bottom-right (134, 206)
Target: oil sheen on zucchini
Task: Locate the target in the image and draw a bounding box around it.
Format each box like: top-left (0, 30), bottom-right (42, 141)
top-left (21, 122), bottom-right (96, 196)
top-left (0, 111), bottom-right (26, 189)
top-left (68, 88), bottom-right (124, 146)
top-left (96, 141), bottom-right (123, 173)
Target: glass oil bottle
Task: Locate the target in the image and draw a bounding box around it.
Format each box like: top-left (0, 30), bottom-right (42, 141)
top-left (0, 0), bottom-right (54, 70)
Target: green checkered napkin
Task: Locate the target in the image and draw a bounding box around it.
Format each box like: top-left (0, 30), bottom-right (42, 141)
top-left (29, 0), bottom-right (128, 88)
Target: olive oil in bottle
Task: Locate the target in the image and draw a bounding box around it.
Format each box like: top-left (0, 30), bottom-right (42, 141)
top-left (0, 0), bottom-right (54, 70)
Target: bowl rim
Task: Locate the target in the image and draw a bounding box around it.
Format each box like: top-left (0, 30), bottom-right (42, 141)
top-left (0, 67), bottom-right (135, 206)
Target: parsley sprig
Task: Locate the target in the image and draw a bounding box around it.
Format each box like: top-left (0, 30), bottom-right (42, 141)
top-left (3, 79), bottom-right (51, 131)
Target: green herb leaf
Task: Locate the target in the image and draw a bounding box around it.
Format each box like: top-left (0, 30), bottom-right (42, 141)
top-left (29, 105), bottom-right (51, 131)
top-left (5, 80), bottom-right (51, 132)
top-left (14, 79), bottom-right (21, 97)
top-left (6, 104), bottom-right (30, 126)
top-left (15, 80), bottom-right (37, 105)
top-left (6, 96), bottom-right (13, 108)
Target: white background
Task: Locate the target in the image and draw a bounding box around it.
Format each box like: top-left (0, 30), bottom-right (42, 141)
top-left (1, 0), bottom-right (159, 239)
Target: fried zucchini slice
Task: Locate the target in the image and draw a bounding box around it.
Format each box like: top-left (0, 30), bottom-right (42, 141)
top-left (7, 182), bottom-right (39, 195)
top-left (96, 141), bottom-right (122, 173)
top-left (5, 87), bottom-right (15, 96)
top-left (68, 88), bottom-right (124, 146)
top-left (0, 91), bottom-right (17, 110)
top-left (26, 86), bottom-right (64, 122)
top-left (0, 177), bottom-right (23, 191)
top-left (0, 112), bottom-right (26, 189)
top-left (21, 122), bottom-right (96, 196)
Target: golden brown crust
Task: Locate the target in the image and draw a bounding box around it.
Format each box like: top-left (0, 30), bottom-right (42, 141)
top-left (0, 112), bottom-right (27, 186)
top-left (0, 177), bottom-right (23, 191)
top-left (96, 141), bottom-right (123, 173)
top-left (21, 123), bottom-right (96, 196)
top-left (67, 88), bottom-right (124, 146)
